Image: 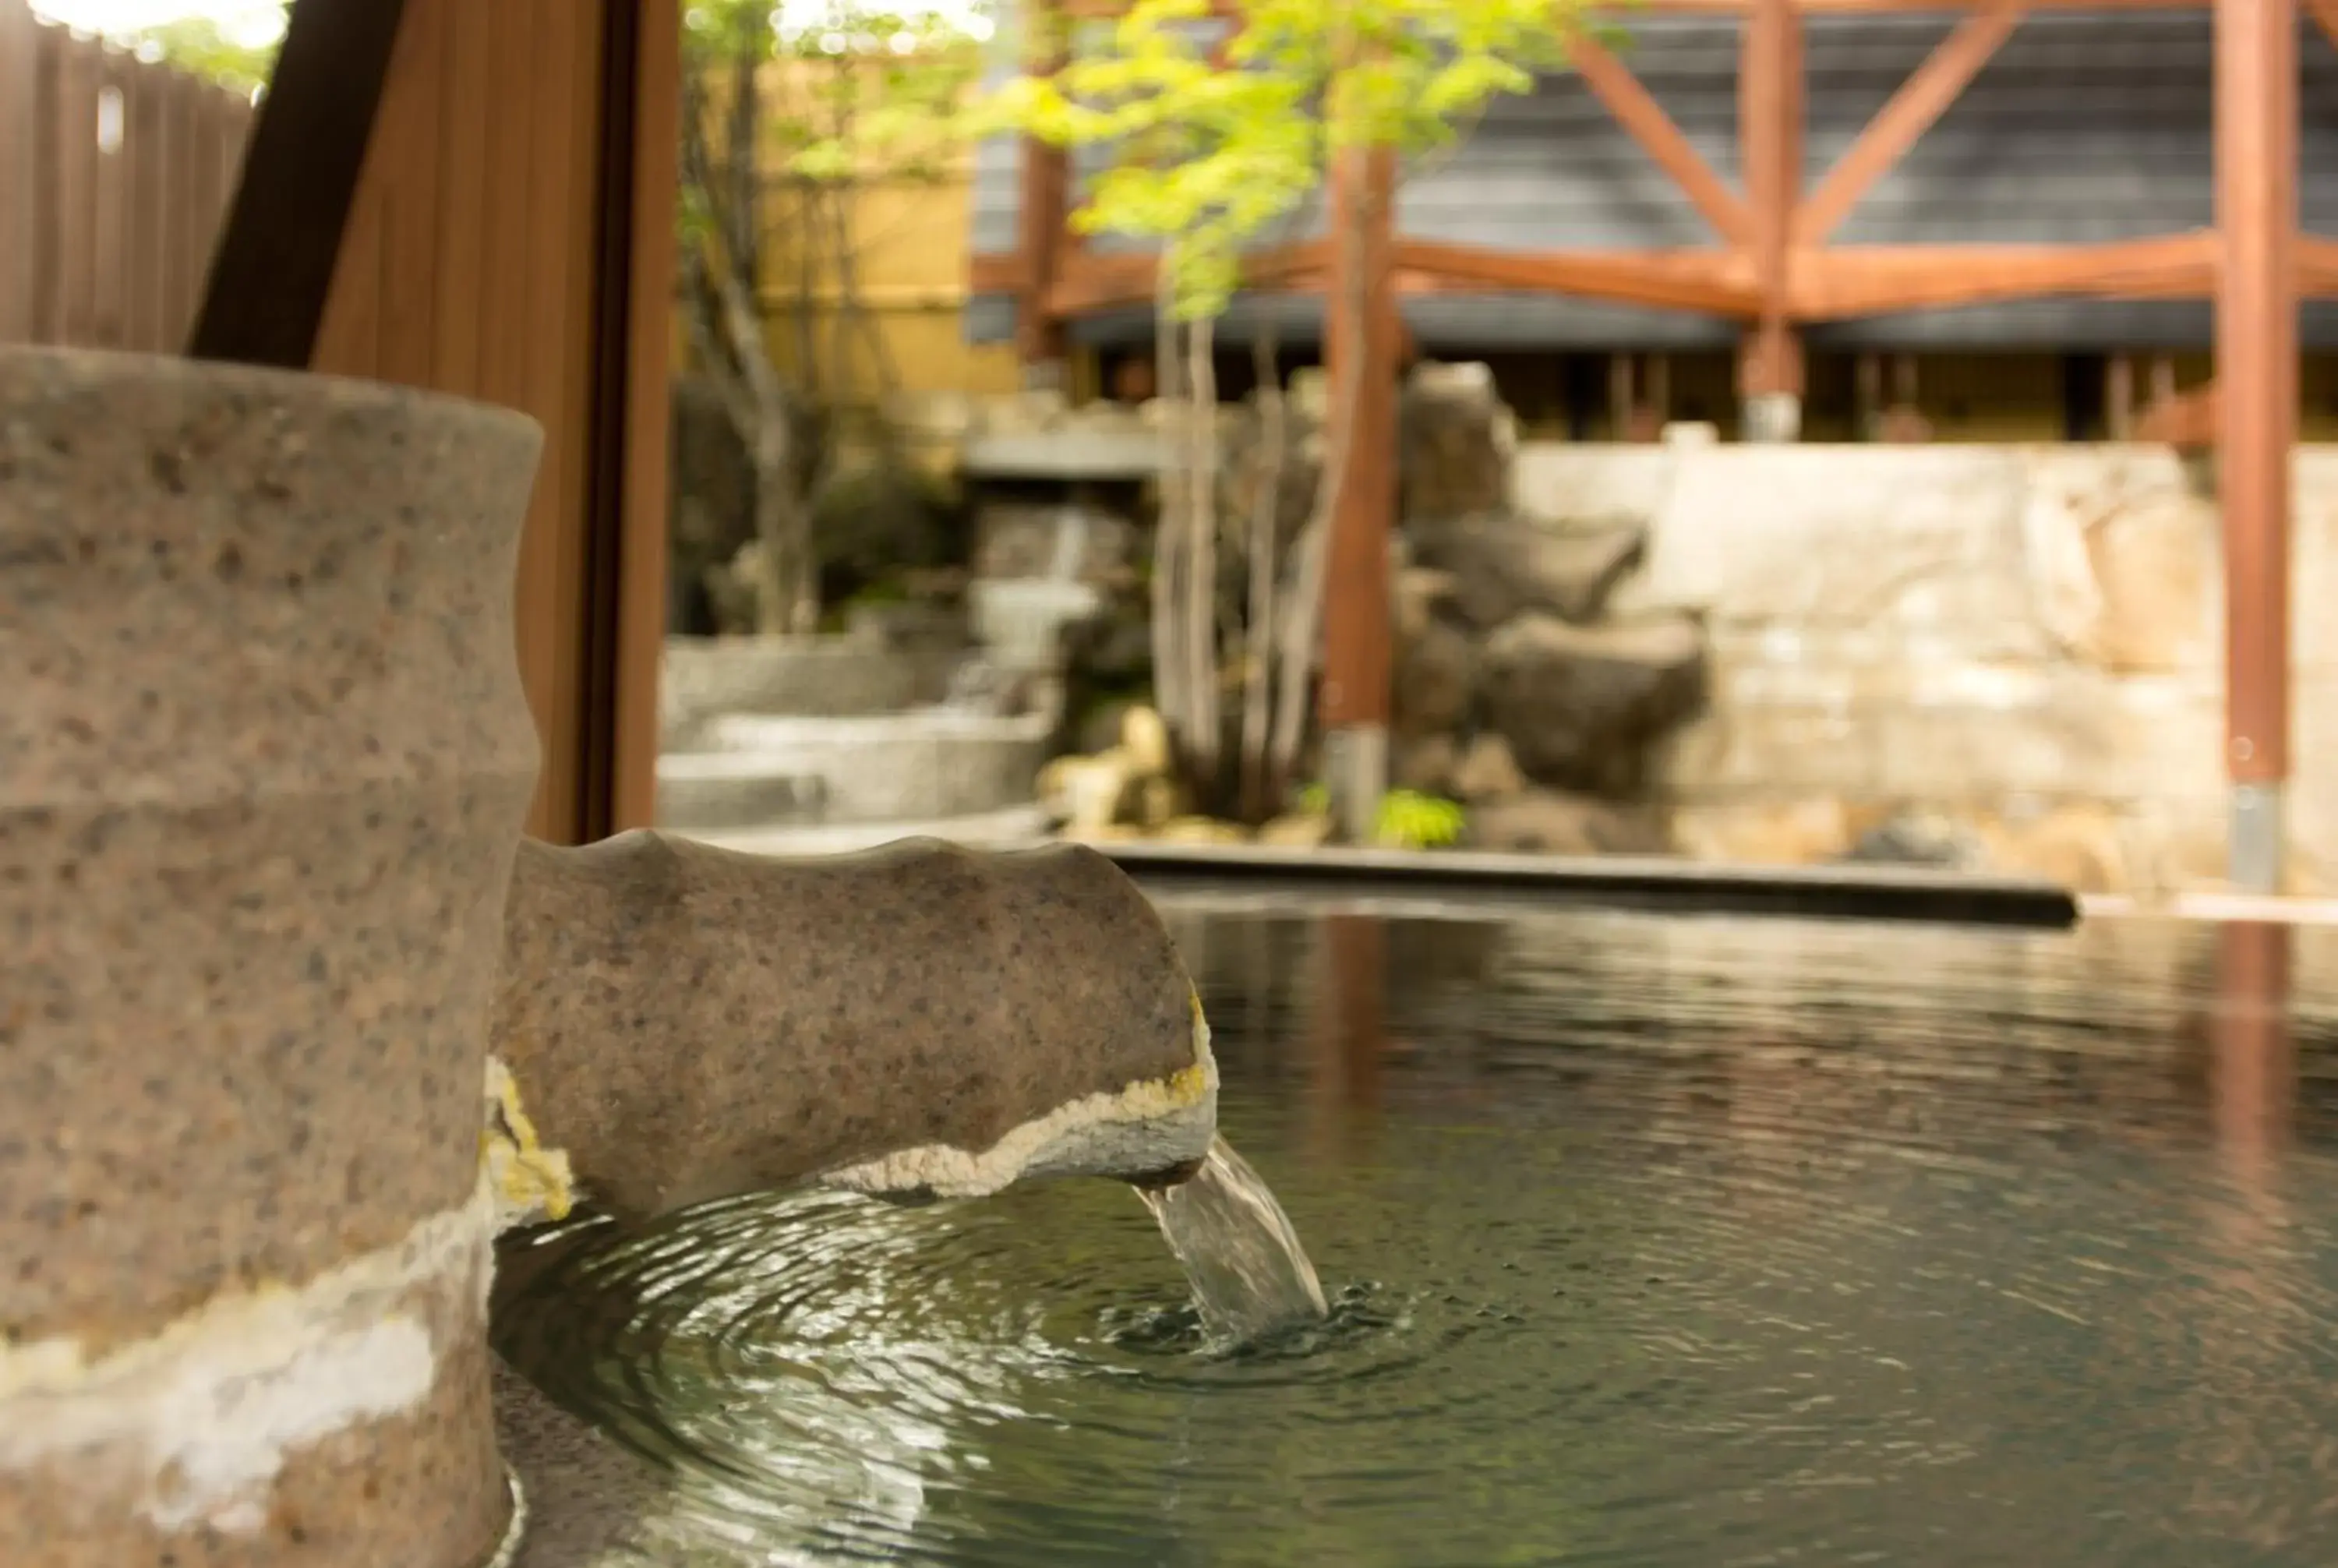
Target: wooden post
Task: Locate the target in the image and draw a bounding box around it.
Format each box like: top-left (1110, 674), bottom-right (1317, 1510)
top-left (2215, 0), bottom-right (2299, 892)
top-left (603, 0), bottom-right (681, 834)
top-left (2107, 353), bottom-right (2136, 440)
top-left (1013, 1), bottom-right (1068, 381)
top-left (1608, 351), bottom-right (1635, 438)
top-left (1738, 0), bottom-right (1803, 442)
top-left (1319, 143), bottom-right (1398, 842)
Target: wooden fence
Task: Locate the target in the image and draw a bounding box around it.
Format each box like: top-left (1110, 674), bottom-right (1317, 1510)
top-left (0, 0), bottom-right (254, 351)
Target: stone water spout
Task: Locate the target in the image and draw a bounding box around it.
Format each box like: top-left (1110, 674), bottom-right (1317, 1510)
top-left (486, 830), bottom-right (1218, 1225)
top-left (0, 347), bottom-right (1215, 1568)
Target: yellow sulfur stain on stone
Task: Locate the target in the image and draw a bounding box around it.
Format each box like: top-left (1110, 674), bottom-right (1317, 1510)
top-left (481, 1056), bottom-right (574, 1227)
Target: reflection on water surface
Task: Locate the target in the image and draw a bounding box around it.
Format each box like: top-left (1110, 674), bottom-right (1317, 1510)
top-left (495, 907), bottom-right (2338, 1566)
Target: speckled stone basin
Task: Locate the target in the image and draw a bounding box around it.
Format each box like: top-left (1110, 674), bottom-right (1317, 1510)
top-left (0, 348), bottom-right (543, 1568)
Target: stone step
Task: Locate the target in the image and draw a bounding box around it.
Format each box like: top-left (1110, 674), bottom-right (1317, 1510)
top-left (656, 709), bottom-right (1054, 832)
top-left (652, 751), bottom-right (831, 832)
top-left (673, 806), bottom-right (1055, 860)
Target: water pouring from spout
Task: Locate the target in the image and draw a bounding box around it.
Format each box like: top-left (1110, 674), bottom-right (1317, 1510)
top-left (1138, 1135), bottom-right (1328, 1344)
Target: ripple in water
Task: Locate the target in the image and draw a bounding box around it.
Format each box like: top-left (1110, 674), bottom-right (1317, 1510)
top-left (494, 908), bottom-right (2338, 1567)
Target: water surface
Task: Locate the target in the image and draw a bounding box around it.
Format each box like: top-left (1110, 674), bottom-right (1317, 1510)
top-left (496, 906), bottom-right (2338, 1566)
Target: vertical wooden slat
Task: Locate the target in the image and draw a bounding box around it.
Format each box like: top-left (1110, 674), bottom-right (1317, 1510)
top-left (122, 59), bottom-right (167, 351)
top-left (607, 0), bottom-right (683, 832)
top-left (52, 31), bottom-right (99, 346)
top-left (373, 0), bottom-right (444, 387)
top-left (0, 0), bottom-right (41, 343)
top-left (157, 72), bottom-right (201, 348)
top-left (23, 21), bottom-right (63, 343)
top-left (480, 0), bottom-right (560, 837)
top-left (185, 80), bottom-right (228, 317)
top-left (90, 46), bottom-right (131, 346)
top-left (432, 0), bottom-right (492, 397)
top-left (2215, 0), bottom-right (2300, 888)
top-left (312, 172), bottom-right (383, 373)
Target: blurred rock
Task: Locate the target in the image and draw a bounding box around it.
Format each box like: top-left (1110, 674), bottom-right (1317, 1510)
top-left (1394, 734), bottom-right (1460, 796)
top-left (1479, 613), bottom-right (1708, 796)
top-left (1393, 619), bottom-right (1476, 739)
top-left (1257, 812), bottom-right (1333, 849)
top-left (1467, 790), bottom-right (1669, 856)
top-left (1450, 733), bottom-right (1527, 803)
top-left (1843, 811), bottom-right (1987, 871)
top-left (1400, 361), bottom-right (1517, 522)
top-left (1408, 514), bottom-right (1648, 631)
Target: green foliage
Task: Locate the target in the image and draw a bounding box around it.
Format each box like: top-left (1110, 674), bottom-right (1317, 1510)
top-left (129, 13), bottom-right (282, 96)
top-left (1372, 789), bottom-right (1466, 849)
top-left (1291, 782), bottom-right (1466, 848)
top-left (973, 0), bottom-right (1575, 323)
top-left (683, 0), bottom-right (986, 187)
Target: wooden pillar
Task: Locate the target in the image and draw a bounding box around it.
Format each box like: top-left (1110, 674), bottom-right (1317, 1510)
top-left (2215, 0), bottom-right (2299, 892)
top-left (603, 0), bottom-right (681, 834)
top-left (1014, 2), bottom-right (1068, 380)
top-left (1738, 0), bottom-right (1803, 442)
top-left (1319, 143), bottom-right (1399, 840)
top-left (2107, 353), bottom-right (2137, 440)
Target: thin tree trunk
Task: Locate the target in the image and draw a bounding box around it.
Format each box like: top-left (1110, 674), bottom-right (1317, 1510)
top-left (1185, 313), bottom-right (1220, 786)
top-left (1238, 323), bottom-right (1284, 822)
top-left (1150, 260), bottom-right (1192, 747)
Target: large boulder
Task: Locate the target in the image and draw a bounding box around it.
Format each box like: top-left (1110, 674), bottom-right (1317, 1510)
top-left (1408, 514), bottom-right (1648, 632)
top-left (1479, 613), bottom-right (1709, 796)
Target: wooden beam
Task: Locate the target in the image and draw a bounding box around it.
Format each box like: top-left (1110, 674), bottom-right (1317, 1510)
top-left (2297, 232), bottom-right (2338, 291)
top-left (1793, 2), bottom-right (2025, 245)
top-left (1392, 238), bottom-right (1759, 316)
top-left (2309, 0), bottom-right (2338, 50)
top-left (1319, 146), bottom-right (1398, 743)
top-left (1042, 240), bottom-right (1330, 316)
top-left (1740, 0), bottom-right (1804, 404)
top-left (969, 252), bottom-right (1029, 294)
top-left (189, 0), bottom-right (410, 367)
top-left (2215, 0), bottom-right (2299, 854)
top-left (1792, 231), bottom-right (2217, 316)
top-left (1563, 30), bottom-right (1751, 245)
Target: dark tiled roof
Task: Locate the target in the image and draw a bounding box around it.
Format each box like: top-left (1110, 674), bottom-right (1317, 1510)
top-left (968, 13), bottom-right (2338, 351)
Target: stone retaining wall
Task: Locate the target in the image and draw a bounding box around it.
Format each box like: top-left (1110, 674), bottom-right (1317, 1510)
top-left (1514, 442), bottom-right (2338, 895)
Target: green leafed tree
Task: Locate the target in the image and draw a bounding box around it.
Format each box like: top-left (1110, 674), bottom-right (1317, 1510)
top-left (679, 0), bottom-right (984, 634)
top-left (975, 0), bottom-right (1575, 824)
top-left (125, 11), bottom-right (284, 97)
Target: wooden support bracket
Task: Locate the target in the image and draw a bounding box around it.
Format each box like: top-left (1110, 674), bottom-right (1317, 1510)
top-left (1793, 2), bottom-right (2026, 245)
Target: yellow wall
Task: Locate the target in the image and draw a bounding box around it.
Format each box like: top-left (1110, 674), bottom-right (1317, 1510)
top-left (755, 169), bottom-right (1021, 407)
